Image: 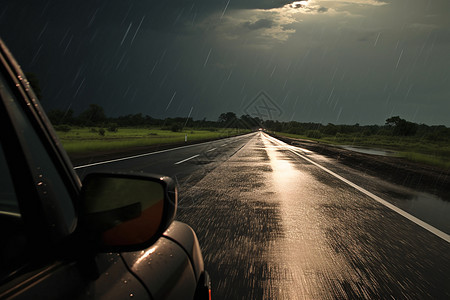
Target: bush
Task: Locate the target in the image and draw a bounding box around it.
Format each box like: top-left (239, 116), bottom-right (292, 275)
top-left (90, 128), bottom-right (97, 133)
top-left (54, 124), bottom-right (71, 132)
top-left (306, 130), bottom-right (322, 139)
top-left (287, 127), bottom-right (304, 135)
top-left (171, 124), bottom-right (182, 132)
top-left (98, 128), bottom-right (105, 136)
top-left (107, 123), bottom-right (118, 132)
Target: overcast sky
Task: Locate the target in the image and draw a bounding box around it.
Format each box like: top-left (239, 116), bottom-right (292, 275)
top-left (1, 0), bottom-right (449, 125)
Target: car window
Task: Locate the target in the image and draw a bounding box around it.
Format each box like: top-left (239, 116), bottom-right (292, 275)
top-left (0, 141), bottom-right (19, 216)
top-left (0, 140), bottom-right (28, 282)
top-left (0, 72), bottom-right (76, 238)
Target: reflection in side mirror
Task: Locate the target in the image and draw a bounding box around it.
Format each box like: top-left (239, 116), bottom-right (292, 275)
top-left (80, 173), bottom-right (177, 249)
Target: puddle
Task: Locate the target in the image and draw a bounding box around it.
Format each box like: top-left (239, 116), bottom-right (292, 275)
top-left (340, 146), bottom-right (395, 157)
top-left (389, 191), bottom-right (450, 235)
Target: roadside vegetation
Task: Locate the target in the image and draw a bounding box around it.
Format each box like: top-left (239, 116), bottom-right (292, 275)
top-left (57, 127), bottom-right (248, 155)
top-left (266, 117), bottom-right (450, 169)
top-left (48, 105), bottom-right (256, 155)
top-left (48, 104), bottom-right (449, 169)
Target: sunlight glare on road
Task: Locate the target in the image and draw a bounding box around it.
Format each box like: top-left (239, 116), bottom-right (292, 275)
top-left (261, 133), bottom-right (349, 298)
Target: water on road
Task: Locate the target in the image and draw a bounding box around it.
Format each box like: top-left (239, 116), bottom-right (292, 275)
top-left (176, 133), bottom-right (450, 299)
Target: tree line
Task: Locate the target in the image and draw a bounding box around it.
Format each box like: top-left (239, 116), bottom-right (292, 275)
top-left (47, 104), bottom-right (450, 141)
top-left (263, 116), bottom-right (450, 142)
top-left (47, 105), bottom-right (263, 132)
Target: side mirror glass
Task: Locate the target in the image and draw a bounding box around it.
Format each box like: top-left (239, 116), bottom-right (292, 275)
top-left (80, 173), bottom-right (177, 250)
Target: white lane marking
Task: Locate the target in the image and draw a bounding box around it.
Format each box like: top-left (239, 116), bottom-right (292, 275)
top-left (74, 132), bottom-right (256, 169)
top-left (295, 147), bottom-right (312, 154)
top-left (206, 148), bottom-right (217, 152)
top-left (263, 133), bottom-right (450, 243)
top-left (0, 211), bottom-right (21, 217)
top-left (174, 154), bottom-right (200, 165)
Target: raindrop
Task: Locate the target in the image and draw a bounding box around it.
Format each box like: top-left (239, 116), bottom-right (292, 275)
top-left (336, 107), bottom-right (342, 122)
top-left (166, 91), bottom-right (177, 111)
top-left (160, 73), bottom-right (168, 87)
top-left (395, 49), bottom-right (404, 70)
top-left (87, 8), bottom-right (99, 28)
top-left (374, 32), bottom-right (381, 47)
top-left (330, 66), bottom-right (338, 83)
top-left (116, 52), bottom-right (127, 70)
top-left (131, 16), bottom-right (146, 45)
top-left (31, 45), bottom-right (43, 65)
top-left (227, 69), bottom-right (233, 81)
top-left (221, 0), bottom-right (231, 19)
top-left (121, 5), bottom-right (133, 25)
top-left (404, 84), bottom-right (413, 100)
top-left (120, 22), bottom-right (133, 46)
top-left (40, 1), bottom-right (50, 17)
top-left (281, 93), bottom-right (288, 105)
top-left (37, 22), bottom-right (48, 40)
top-left (174, 8), bottom-right (184, 26)
top-left (63, 35), bottom-right (73, 55)
top-left (270, 65), bottom-right (276, 78)
top-left (326, 86), bottom-right (335, 104)
top-left (188, 3), bottom-right (195, 13)
top-left (90, 29), bottom-right (99, 43)
top-left (240, 82), bottom-right (246, 94)
top-left (149, 60), bottom-right (158, 76)
top-left (204, 48), bottom-right (212, 67)
top-left (59, 29), bottom-right (70, 47)
top-left (73, 78), bottom-right (85, 98)
top-left (385, 94), bottom-right (391, 106)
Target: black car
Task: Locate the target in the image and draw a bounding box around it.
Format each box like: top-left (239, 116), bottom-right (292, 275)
top-left (0, 39), bottom-right (210, 299)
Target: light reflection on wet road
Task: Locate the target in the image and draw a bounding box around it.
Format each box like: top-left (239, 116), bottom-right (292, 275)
top-left (176, 132), bottom-right (450, 299)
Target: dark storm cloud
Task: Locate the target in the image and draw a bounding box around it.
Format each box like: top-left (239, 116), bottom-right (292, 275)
top-left (1, 0), bottom-right (450, 125)
top-left (242, 19), bottom-right (275, 30)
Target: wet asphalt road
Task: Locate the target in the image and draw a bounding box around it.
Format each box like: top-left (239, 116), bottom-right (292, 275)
top-left (76, 132), bottom-right (450, 299)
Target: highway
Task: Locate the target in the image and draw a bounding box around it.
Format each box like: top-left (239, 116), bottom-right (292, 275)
top-left (75, 132), bottom-right (450, 299)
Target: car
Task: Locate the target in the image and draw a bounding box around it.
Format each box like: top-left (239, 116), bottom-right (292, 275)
top-left (0, 38), bottom-right (211, 299)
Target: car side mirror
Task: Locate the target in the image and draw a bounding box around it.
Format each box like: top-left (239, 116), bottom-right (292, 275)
top-left (80, 173), bottom-right (177, 251)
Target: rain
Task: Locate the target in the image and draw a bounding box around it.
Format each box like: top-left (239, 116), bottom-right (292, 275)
top-left (0, 0), bottom-right (449, 124)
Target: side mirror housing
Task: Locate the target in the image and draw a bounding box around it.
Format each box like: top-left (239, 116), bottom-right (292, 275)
top-left (79, 173), bottom-right (177, 251)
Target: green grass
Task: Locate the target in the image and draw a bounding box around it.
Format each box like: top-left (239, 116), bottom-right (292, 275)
top-left (57, 127), bottom-right (249, 155)
top-left (275, 131), bottom-right (450, 169)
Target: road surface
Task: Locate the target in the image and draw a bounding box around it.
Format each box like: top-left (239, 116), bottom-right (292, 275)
top-left (75, 132), bottom-right (450, 299)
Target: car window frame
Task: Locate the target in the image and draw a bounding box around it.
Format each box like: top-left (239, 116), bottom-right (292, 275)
top-left (0, 40), bottom-right (81, 245)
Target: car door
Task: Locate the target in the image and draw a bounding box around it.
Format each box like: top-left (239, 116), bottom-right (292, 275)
top-left (0, 41), bottom-right (151, 299)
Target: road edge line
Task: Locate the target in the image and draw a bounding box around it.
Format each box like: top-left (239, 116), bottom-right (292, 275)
top-left (74, 133), bottom-right (253, 169)
top-left (264, 133), bottom-right (450, 243)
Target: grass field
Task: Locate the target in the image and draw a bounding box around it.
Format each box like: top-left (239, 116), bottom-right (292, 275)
top-left (56, 127), bottom-right (249, 155)
top-left (276, 131), bottom-right (450, 169)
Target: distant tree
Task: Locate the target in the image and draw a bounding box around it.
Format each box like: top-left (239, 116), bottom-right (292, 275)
top-left (47, 108), bottom-right (75, 125)
top-left (171, 123), bottom-right (182, 132)
top-left (79, 104), bottom-right (106, 126)
top-left (322, 123), bottom-right (338, 135)
top-left (239, 114), bottom-right (260, 129)
top-left (385, 116), bottom-right (418, 136)
top-left (218, 112), bottom-right (238, 127)
top-left (53, 124), bottom-right (71, 132)
top-left (107, 123), bottom-right (118, 132)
